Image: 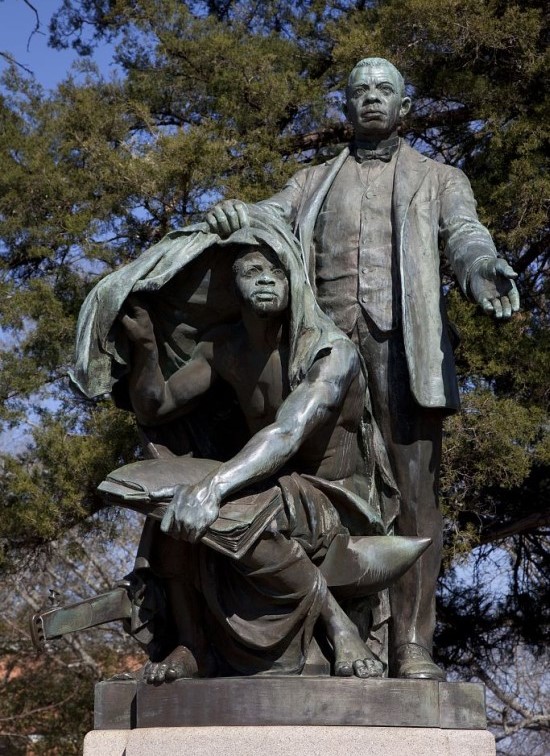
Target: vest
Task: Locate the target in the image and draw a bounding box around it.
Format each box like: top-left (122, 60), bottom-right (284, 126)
top-left (314, 155), bottom-right (397, 334)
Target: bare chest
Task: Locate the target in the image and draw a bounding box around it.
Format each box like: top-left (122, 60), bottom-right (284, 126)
top-left (220, 349), bottom-right (290, 432)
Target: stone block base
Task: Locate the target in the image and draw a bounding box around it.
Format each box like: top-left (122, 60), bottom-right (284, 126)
top-left (84, 726), bottom-right (497, 755)
top-left (94, 678), bottom-right (487, 730)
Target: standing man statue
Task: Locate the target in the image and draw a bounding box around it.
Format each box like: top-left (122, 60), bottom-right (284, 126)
top-left (206, 57), bottom-right (520, 681)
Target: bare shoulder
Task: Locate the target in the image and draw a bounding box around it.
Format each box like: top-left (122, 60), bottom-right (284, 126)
top-left (194, 322), bottom-right (242, 362)
top-left (306, 338), bottom-right (361, 385)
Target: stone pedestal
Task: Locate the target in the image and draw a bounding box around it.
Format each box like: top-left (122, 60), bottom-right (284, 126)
top-left (84, 726), bottom-right (497, 755)
top-left (87, 678), bottom-right (495, 755)
top-left (94, 677), bottom-right (487, 730)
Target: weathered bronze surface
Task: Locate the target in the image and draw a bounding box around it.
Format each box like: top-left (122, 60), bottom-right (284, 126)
top-left (95, 680), bottom-right (137, 730)
top-left (31, 585), bottom-right (132, 648)
top-left (33, 61), bottom-right (516, 728)
top-left (205, 57), bottom-right (519, 681)
top-left (93, 678), bottom-right (487, 730)
top-left (42, 206), bottom-right (432, 684)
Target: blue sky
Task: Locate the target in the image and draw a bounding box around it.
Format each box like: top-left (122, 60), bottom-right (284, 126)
top-left (0, 0), bottom-right (116, 88)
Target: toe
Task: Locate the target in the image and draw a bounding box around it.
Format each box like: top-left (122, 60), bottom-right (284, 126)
top-left (353, 660), bottom-right (369, 678)
top-left (164, 665), bottom-right (182, 681)
top-left (365, 658), bottom-right (384, 678)
top-left (144, 662), bottom-right (156, 684)
top-left (154, 664), bottom-right (167, 684)
top-left (335, 661), bottom-right (353, 677)
top-left (353, 659), bottom-right (372, 678)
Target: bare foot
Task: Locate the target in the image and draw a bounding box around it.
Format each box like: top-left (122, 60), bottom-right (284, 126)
top-left (332, 628), bottom-right (384, 678)
top-left (144, 645), bottom-right (199, 684)
top-left (321, 592), bottom-right (384, 678)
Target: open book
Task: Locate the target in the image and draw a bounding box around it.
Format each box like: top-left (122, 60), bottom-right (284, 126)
top-left (97, 457), bottom-right (283, 560)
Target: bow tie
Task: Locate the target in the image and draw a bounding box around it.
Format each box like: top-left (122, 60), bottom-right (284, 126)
top-left (355, 146), bottom-right (394, 163)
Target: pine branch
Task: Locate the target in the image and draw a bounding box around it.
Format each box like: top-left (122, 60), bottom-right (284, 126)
top-left (515, 239), bottom-right (549, 275)
top-left (283, 123), bottom-right (352, 154)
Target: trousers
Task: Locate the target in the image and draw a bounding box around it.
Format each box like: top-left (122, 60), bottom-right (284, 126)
top-left (352, 314), bottom-right (444, 655)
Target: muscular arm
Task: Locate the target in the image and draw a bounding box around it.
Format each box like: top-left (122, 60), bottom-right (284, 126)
top-left (213, 340), bottom-right (358, 498)
top-left (160, 339), bottom-right (361, 540)
top-left (121, 299), bottom-right (217, 425)
top-left (132, 344), bottom-right (216, 426)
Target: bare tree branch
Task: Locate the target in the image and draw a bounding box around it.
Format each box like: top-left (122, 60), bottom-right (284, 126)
top-left (0, 2), bottom-right (43, 75)
top-left (62, 635), bottom-right (103, 677)
top-left (21, 0), bottom-right (43, 52)
top-left (495, 714), bottom-right (550, 741)
top-left (470, 660), bottom-right (534, 720)
top-left (0, 689), bottom-right (77, 723)
top-left (0, 51), bottom-right (33, 76)
top-left (479, 511), bottom-right (550, 544)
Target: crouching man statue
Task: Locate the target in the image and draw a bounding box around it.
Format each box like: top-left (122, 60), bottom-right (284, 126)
top-left (32, 208), bottom-right (428, 680)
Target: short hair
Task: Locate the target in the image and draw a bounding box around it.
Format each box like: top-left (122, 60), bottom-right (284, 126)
top-left (347, 58), bottom-right (405, 97)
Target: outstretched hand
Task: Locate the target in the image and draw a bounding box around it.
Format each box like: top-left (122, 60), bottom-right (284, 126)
top-left (158, 476), bottom-right (223, 542)
top-left (469, 258), bottom-right (520, 319)
top-left (205, 199), bottom-right (249, 238)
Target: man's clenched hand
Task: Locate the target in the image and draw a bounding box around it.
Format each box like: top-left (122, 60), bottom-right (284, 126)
top-left (159, 475), bottom-right (223, 542)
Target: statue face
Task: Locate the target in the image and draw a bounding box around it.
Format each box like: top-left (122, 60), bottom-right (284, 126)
top-left (233, 248), bottom-right (289, 316)
top-left (346, 64), bottom-right (411, 140)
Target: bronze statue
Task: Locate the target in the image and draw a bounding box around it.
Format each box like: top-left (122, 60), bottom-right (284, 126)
top-left (205, 57), bottom-right (520, 681)
top-left (33, 209), bottom-right (429, 681)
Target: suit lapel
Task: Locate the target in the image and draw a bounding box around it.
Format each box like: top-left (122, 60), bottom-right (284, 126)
top-left (297, 142), bottom-right (429, 286)
top-left (393, 142), bottom-right (430, 251)
top-left (298, 147), bottom-right (350, 285)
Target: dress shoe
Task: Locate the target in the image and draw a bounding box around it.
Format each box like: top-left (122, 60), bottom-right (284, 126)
top-left (395, 643), bottom-right (446, 681)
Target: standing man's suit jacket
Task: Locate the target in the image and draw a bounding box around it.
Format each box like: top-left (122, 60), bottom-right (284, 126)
top-left (259, 141), bottom-right (498, 411)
